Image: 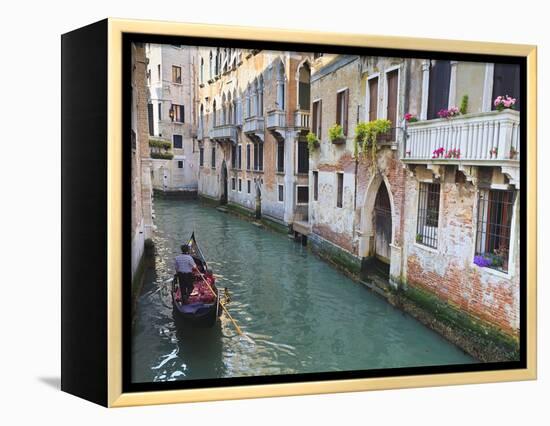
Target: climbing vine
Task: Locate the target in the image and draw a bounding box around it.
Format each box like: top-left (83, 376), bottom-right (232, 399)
top-left (353, 119), bottom-right (392, 169)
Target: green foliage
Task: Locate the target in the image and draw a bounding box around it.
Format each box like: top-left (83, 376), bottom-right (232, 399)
top-left (151, 151), bottom-right (174, 160)
top-left (353, 119), bottom-right (392, 169)
top-left (306, 131), bottom-right (320, 152)
top-left (149, 138), bottom-right (172, 150)
top-left (328, 124), bottom-right (345, 143)
top-left (459, 95), bottom-right (469, 115)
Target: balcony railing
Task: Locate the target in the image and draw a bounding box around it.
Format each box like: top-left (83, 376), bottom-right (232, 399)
top-left (243, 116), bottom-right (265, 134)
top-left (209, 124), bottom-right (238, 144)
top-left (402, 110), bottom-right (520, 164)
top-left (266, 109), bottom-right (286, 129)
top-left (294, 110), bottom-right (310, 130)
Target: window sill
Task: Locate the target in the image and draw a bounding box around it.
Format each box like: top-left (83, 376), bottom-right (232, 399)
top-left (471, 263), bottom-right (512, 279)
top-left (413, 242), bottom-right (439, 254)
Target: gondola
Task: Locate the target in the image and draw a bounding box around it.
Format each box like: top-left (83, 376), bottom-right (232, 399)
top-left (171, 232), bottom-right (221, 327)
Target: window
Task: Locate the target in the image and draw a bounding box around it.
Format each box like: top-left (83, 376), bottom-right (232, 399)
top-left (254, 143), bottom-right (263, 171)
top-left (475, 189), bottom-right (515, 272)
top-left (427, 60), bottom-right (451, 120)
top-left (200, 58), bottom-right (204, 84)
top-left (238, 178), bottom-right (242, 192)
top-left (172, 104), bottom-right (184, 123)
top-left (199, 147), bottom-right (204, 167)
top-left (173, 134), bottom-right (183, 149)
top-left (172, 65), bottom-right (182, 84)
top-left (313, 171), bottom-right (319, 201)
top-left (416, 183), bottom-right (441, 248)
top-left (147, 103), bottom-right (154, 136)
top-left (177, 160), bottom-right (183, 169)
top-left (336, 173), bottom-right (344, 208)
top-left (386, 70), bottom-right (398, 126)
top-left (297, 141), bottom-right (309, 174)
top-left (312, 100), bottom-right (322, 138)
top-left (231, 145), bottom-right (237, 169)
top-left (158, 102), bottom-right (162, 121)
top-left (492, 64), bottom-right (521, 111)
top-left (368, 77), bottom-right (378, 121)
top-left (231, 177), bottom-right (236, 191)
top-left (336, 89), bottom-right (349, 135)
top-left (157, 64), bottom-right (161, 81)
top-left (238, 145), bottom-right (242, 170)
top-left (298, 64), bottom-right (311, 111)
top-left (278, 185), bottom-right (284, 202)
top-left (211, 147), bottom-right (216, 168)
top-left (247, 180), bottom-right (251, 194)
top-left (297, 186), bottom-right (309, 204)
top-left (246, 144), bottom-right (251, 170)
top-left (277, 141), bottom-right (285, 172)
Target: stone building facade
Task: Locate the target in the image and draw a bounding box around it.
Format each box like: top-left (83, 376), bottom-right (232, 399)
top-left (307, 54), bottom-right (521, 357)
top-left (196, 48), bottom-right (313, 228)
top-left (146, 44), bottom-right (199, 195)
top-left (131, 43), bottom-right (154, 279)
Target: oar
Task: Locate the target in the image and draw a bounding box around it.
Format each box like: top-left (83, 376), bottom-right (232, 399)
top-left (197, 272), bottom-right (254, 344)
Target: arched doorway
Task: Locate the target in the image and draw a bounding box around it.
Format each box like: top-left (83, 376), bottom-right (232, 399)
top-left (220, 160), bottom-right (228, 205)
top-left (373, 184), bottom-right (392, 263)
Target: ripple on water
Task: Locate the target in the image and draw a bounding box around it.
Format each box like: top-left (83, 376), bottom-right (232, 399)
top-left (131, 199), bottom-right (474, 383)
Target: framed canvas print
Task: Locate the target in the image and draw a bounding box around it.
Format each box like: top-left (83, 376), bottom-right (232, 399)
top-left (61, 18), bottom-right (537, 407)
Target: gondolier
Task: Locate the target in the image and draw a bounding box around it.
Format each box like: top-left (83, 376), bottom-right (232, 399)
top-left (175, 244), bottom-right (197, 301)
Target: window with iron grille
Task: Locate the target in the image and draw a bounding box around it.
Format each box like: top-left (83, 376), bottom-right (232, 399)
top-left (173, 134), bottom-right (182, 149)
top-left (246, 144), bottom-right (251, 170)
top-left (278, 185), bottom-right (284, 202)
top-left (172, 66), bottom-right (182, 84)
top-left (177, 161), bottom-right (183, 169)
top-left (297, 186), bottom-right (309, 204)
top-left (211, 147), bottom-right (216, 168)
top-left (172, 104), bottom-right (184, 123)
top-left (231, 178), bottom-right (236, 190)
top-left (199, 147), bottom-right (204, 166)
top-left (475, 189), bottom-right (515, 272)
top-left (247, 180), bottom-right (251, 193)
top-left (238, 145), bottom-right (242, 169)
top-left (416, 182), bottom-right (441, 248)
top-left (254, 143), bottom-right (263, 171)
top-left (238, 178), bottom-right (242, 192)
top-left (297, 141), bottom-right (309, 174)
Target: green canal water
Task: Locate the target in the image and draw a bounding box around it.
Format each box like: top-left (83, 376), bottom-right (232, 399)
top-left (131, 199), bottom-right (473, 383)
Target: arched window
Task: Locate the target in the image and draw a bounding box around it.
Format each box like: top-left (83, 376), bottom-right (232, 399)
top-left (222, 93), bottom-right (227, 125)
top-left (200, 103), bottom-right (204, 129)
top-left (212, 99), bottom-right (217, 127)
top-left (209, 51), bottom-right (213, 80)
top-left (298, 62), bottom-right (311, 110)
top-left (200, 57), bottom-right (204, 84)
top-left (258, 75), bottom-right (264, 116)
top-left (227, 92), bottom-right (233, 124)
top-left (277, 61), bottom-right (286, 110)
top-left (253, 78), bottom-right (259, 116)
top-left (246, 84), bottom-right (251, 118)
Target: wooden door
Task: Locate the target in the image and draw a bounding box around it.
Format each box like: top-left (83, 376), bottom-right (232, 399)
top-left (374, 184), bottom-right (392, 263)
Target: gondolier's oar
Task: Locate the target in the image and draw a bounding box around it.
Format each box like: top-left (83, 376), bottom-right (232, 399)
top-left (197, 272), bottom-right (254, 344)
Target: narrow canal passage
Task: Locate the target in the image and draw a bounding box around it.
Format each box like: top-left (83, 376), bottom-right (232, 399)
top-left (132, 199), bottom-right (473, 383)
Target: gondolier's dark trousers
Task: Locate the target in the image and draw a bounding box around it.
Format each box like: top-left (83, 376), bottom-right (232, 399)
top-left (177, 272), bottom-right (195, 300)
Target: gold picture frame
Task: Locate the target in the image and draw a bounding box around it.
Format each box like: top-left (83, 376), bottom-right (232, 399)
top-left (61, 18), bottom-right (537, 407)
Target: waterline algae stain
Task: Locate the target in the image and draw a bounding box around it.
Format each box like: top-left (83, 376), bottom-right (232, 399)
top-left (131, 199), bottom-right (473, 383)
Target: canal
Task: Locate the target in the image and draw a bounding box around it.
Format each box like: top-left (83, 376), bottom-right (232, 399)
top-left (132, 199), bottom-right (473, 383)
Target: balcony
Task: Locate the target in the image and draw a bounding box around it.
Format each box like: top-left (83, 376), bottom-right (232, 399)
top-left (209, 124), bottom-right (238, 145)
top-left (294, 110), bottom-right (310, 131)
top-left (266, 109), bottom-right (286, 141)
top-left (243, 116), bottom-right (265, 143)
top-left (402, 110), bottom-right (520, 186)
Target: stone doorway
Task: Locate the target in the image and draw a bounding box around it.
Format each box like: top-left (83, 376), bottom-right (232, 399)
top-left (374, 183), bottom-right (392, 263)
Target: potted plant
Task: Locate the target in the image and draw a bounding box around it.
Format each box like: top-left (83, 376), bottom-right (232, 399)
top-left (459, 95), bottom-right (469, 115)
top-left (353, 119), bottom-right (392, 170)
top-left (509, 147), bottom-right (518, 159)
top-left (493, 95), bottom-right (516, 111)
top-left (329, 124), bottom-right (346, 144)
top-left (416, 234), bottom-right (423, 243)
top-left (490, 147), bottom-right (498, 159)
top-left (432, 147), bottom-right (445, 158)
top-left (437, 106), bottom-right (460, 119)
top-left (306, 131), bottom-right (320, 152)
top-left (404, 113), bottom-right (418, 123)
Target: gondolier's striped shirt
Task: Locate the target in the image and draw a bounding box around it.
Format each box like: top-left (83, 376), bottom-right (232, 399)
top-left (175, 254), bottom-right (196, 273)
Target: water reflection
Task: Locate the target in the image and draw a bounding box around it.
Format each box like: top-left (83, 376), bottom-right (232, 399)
top-left (131, 199), bottom-right (474, 383)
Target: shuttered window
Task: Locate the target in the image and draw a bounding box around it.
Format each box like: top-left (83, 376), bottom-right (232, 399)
top-left (277, 141), bottom-right (284, 172)
top-left (336, 89), bottom-right (349, 135)
top-left (297, 141), bottom-right (309, 174)
top-left (336, 173), bottom-right (344, 208)
top-left (173, 134), bottom-right (183, 149)
top-left (492, 63), bottom-right (521, 111)
top-left (386, 70), bottom-right (398, 126)
top-left (368, 77), bottom-right (378, 122)
top-left (427, 60), bottom-right (451, 120)
top-left (312, 100), bottom-right (322, 138)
